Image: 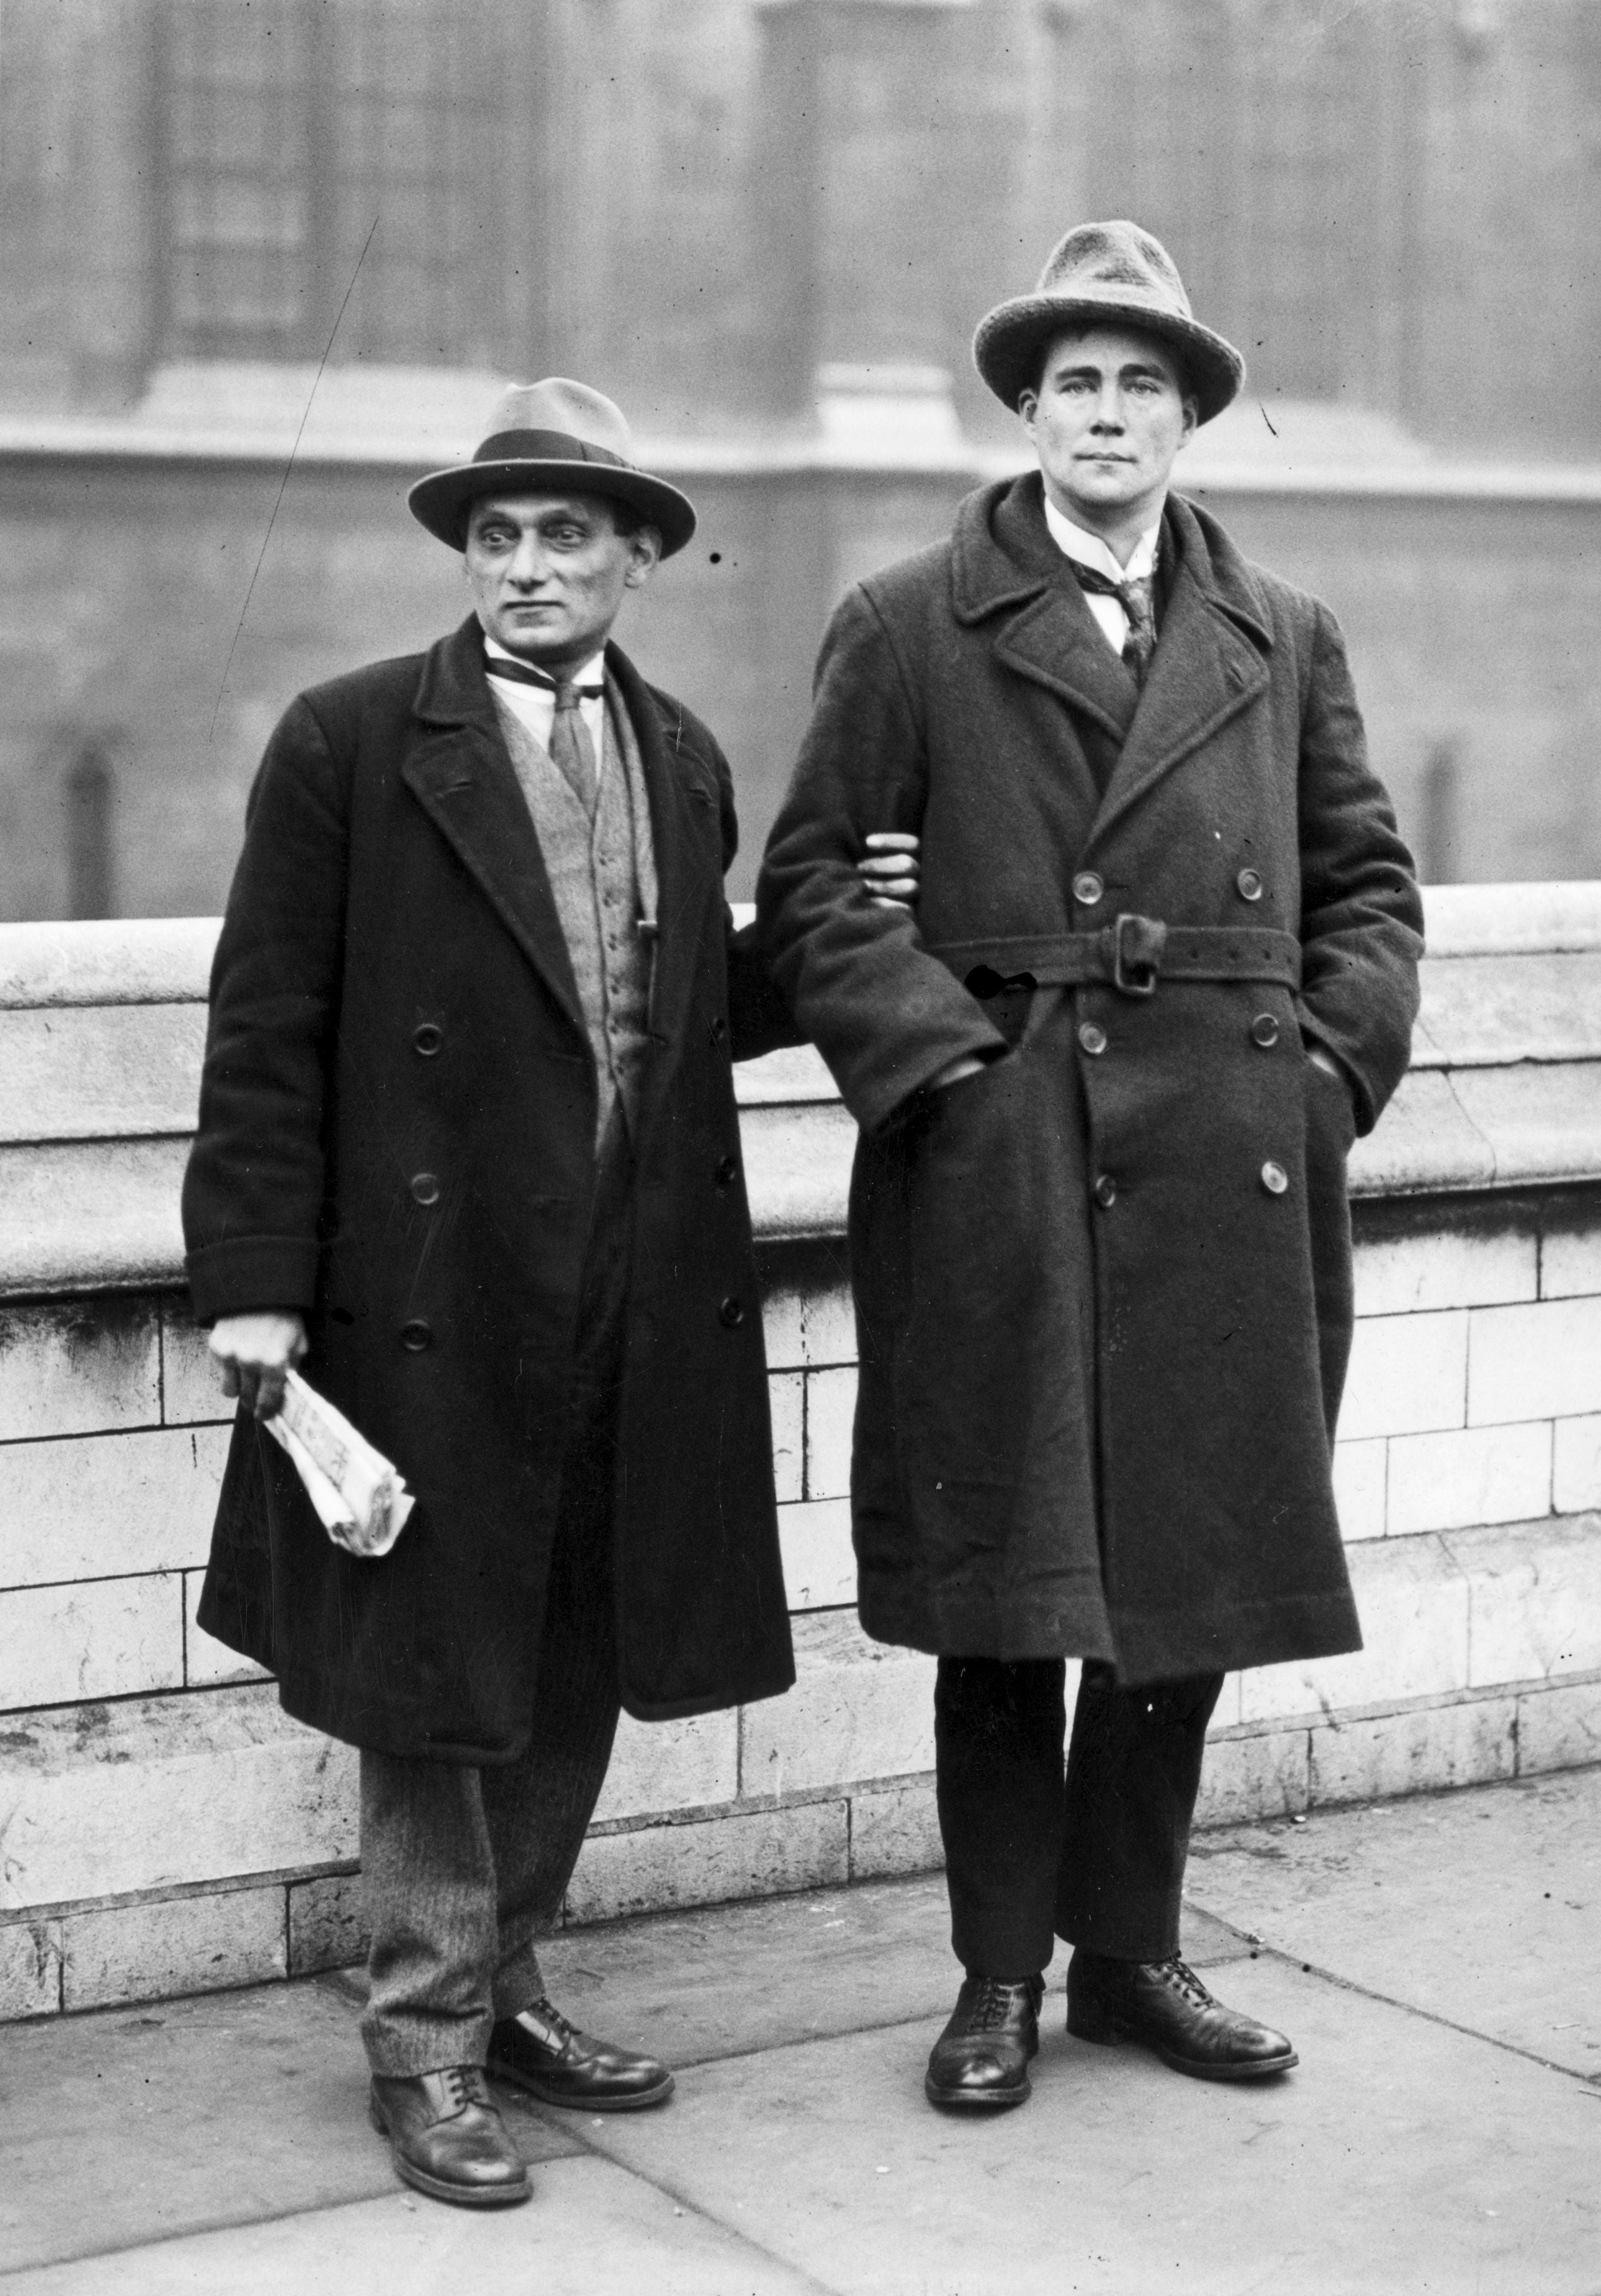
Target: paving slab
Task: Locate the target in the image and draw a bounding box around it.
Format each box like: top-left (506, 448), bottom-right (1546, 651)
top-left (1186, 1769), bottom-right (1601, 2077)
top-left (584, 1956), bottom-right (1601, 2296)
top-left (0, 2156), bottom-right (821, 2296)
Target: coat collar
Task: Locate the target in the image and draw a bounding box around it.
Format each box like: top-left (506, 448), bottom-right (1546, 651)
top-left (404, 616), bottom-right (711, 1087)
top-left (949, 474), bottom-right (1275, 843)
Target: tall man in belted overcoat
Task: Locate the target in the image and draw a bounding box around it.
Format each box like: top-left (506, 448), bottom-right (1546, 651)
top-left (183, 381), bottom-right (907, 2206)
top-left (758, 224), bottom-right (1424, 2110)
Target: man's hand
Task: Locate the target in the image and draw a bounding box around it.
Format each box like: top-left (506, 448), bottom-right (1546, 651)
top-left (856, 832), bottom-right (920, 909)
top-left (209, 1312), bottom-right (308, 1421)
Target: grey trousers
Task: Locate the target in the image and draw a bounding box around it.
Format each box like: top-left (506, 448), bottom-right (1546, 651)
top-left (359, 1131), bottom-right (631, 2078)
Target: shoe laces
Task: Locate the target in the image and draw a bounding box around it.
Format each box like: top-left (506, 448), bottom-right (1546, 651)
top-left (529, 1995), bottom-right (578, 2045)
top-left (1151, 1956), bottom-right (1213, 2009)
top-left (967, 1976), bottom-right (1030, 2030)
top-left (443, 2064), bottom-right (492, 2110)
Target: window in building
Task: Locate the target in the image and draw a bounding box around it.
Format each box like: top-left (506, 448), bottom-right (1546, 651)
top-left (155, 0), bottom-right (517, 368)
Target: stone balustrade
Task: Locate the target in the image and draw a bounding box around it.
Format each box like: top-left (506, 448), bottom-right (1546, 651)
top-left (2, 888), bottom-right (1599, 2019)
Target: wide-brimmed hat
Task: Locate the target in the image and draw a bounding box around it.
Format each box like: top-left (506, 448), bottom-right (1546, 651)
top-left (408, 378), bottom-right (697, 556)
top-left (973, 221), bottom-right (1245, 424)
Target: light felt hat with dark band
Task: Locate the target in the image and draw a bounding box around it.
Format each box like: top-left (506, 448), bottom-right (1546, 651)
top-left (408, 378), bottom-right (698, 557)
top-left (973, 220), bottom-right (1246, 425)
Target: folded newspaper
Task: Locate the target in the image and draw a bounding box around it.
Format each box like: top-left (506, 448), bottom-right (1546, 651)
top-left (265, 1370), bottom-right (415, 1558)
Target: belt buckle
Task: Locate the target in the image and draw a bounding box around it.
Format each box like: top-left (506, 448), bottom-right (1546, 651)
top-left (1111, 912), bottom-right (1165, 998)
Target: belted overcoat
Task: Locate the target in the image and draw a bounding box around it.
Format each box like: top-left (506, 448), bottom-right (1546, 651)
top-left (757, 475), bottom-right (1422, 1683)
top-left (184, 618), bottom-right (795, 1762)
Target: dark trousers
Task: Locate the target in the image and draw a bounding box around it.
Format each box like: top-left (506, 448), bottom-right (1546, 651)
top-left (360, 1127), bottom-right (631, 2077)
top-left (934, 1656), bottom-right (1223, 1980)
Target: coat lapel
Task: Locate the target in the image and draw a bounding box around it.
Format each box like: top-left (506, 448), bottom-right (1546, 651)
top-left (1088, 494), bottom-right (1273, 846)
top-left (606, 643), bottom-right (718, 1130)
top-left (402, 619), bottom-right (585, 1037)
top-left (952, 475), bottom-right (1133, 808)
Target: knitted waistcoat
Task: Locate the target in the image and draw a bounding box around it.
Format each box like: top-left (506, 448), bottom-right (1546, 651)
top-left (490, 681), bottom-right (657, 1149)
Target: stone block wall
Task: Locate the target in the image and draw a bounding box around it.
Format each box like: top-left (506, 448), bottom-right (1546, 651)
top-left (3, 889), bottom-right (1600, 2019)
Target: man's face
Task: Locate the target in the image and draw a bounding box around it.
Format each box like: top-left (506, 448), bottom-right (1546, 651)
top-left (463, 491), bottom-right (660, 669)
top-left (1020, 326), bottom-right (1197, 534)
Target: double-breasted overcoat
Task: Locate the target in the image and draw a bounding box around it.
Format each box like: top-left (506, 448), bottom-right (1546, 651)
top-left (185, 618), bottom-right (795, 1762)
top-left (757, 475), bottom-right (1422, 1684)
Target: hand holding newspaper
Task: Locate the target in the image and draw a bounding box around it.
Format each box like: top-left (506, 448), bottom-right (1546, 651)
top-left (264, 1370), bottom-right (415, 1558)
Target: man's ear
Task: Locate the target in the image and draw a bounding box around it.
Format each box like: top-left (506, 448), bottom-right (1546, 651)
top-left (623, 526), bottom-right (663, 589)
top-left (1179, 395), bottom-right (1199, 448)
top-left (1018, 388), bottom-right (1039, 428)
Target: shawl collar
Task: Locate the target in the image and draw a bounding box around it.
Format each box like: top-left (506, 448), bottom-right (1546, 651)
top-left (405, 616), bottom-right (585, 1036)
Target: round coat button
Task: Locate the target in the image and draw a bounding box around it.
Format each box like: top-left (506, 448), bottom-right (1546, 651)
top-left (410, 1172), bottom-right (441, 1205)
top-left (1251, 1013), bottom-right (1280, 1048)
top-left (1237, 868), bottom-right (1264, 902)
top-left (709, 1015), bottom-right (728, 1046)
top-left (1073, 871), bottom-right (1105, 907)
top-left (715, 1154), bottom-right (739, 1189)
top-left (412, 1023), bottom-right (443, 1056)
top-left (1078, 1022), bottom-right (1108, 1056)
top-left (400, 1318), bottom-right (433, 1352)
top-left (1261, 1161), bottom-right (1289, 1195)
top-left (718, 1295), bottom-right (746, 1329)
top-left (1093, 1174), bottom-right (1117, 1209)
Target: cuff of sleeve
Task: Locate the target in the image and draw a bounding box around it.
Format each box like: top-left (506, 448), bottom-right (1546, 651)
top-left (186, 1236), bottom-right (321, 1326)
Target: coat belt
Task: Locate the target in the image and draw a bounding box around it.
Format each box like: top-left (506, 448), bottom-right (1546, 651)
top-left (930, 915), bottom-right (1302, 1002)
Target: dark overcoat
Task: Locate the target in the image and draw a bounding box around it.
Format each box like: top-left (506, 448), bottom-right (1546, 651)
top-left (757, 475), bottom-right (1422, 1684)
top-left (185, 617), bottom-right (795, 1762)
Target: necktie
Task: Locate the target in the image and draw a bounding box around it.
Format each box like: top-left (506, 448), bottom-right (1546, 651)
top-left (485, 655), bottom-right (604, 816)
top-left (1067, 560), bottom-right (1158, 688)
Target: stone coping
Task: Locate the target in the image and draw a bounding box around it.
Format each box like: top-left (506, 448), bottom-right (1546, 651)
top-left (0, 887), bottom-right (1596, 1288)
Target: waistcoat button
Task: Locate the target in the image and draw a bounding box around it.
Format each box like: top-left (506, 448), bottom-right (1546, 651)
top-left (400, 1318), bottom-right (433, 1352)
top-left (1078, 1022), bottom-right (1108, 1056)
top-left (410, 1172), bottom-right (441, 1206)
top-left (1251, 1013), bottom-right (1280, 1048)
top-left (719, 1295), bottom-right (746, 1329)
top-left (1073, 871), bottom-right (1105, 907)
top-left (1261, 1161), bottom-right (1289, 1195)
top-left (1237, 868), bottom-right (1264, 902)
top-left (412, 1024), bottom-right (443, 1056)
top-left (1093, 1173), bottom-right (1117, 1209)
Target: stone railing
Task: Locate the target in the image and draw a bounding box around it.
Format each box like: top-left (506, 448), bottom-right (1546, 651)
top-left (2, 888), bottom-right (1599, 2019)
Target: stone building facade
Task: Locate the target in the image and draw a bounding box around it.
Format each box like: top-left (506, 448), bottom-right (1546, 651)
top-left (0, 0), bottom-right (1598, 918)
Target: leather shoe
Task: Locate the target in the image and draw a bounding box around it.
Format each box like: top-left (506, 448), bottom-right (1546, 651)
top-left (1067, 1950), bottom-right (1298, 2080)
top-left (924, 1973), bottom-right (1044, 2109)
top-left (489, 1997), bottom-right (674, 2112)
top-left (367, 2066), bottom-right (530, 2208)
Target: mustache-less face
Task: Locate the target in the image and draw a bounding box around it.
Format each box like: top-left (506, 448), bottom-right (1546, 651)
top-left (1020, 326), bottom-right (1197, 540)
top-left (463, 492), bottom-right (660, 676)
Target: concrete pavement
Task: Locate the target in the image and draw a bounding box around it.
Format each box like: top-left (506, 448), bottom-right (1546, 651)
top-left (1, 1767), bottom-right (1597, 2295)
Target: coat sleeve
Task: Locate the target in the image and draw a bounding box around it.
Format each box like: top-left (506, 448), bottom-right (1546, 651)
top-left (182, 694), bottom-right (350, 1322)
top-left (755, 583), bottom-right (1007, 1132)
top-left (1295, 602), bottom-right (1425, 1135)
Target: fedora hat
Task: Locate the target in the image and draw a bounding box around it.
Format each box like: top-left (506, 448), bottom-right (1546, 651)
top-left (973, 220), bottom-right (1245, 424)
top-left (408, 378), bottom-right (697, 556)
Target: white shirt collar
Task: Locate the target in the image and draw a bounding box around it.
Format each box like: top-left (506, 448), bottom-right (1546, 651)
top-left (483, 634), bottom-right (607, 688)
top-left (1041, 494), bottom-right (1162, 587)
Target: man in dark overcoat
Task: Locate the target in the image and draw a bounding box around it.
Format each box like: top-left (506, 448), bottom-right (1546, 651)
top-left (758, 224), bottom-right (1424, 2111)
top-left (184, 380), bottom-right (908, 2206)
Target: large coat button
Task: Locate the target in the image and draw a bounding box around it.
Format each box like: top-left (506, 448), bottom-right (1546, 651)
top-left (400, 1318), bottom-right (433, 1351)
top-left (412, 1023), bottom-right (443, 1056)
top-left (1261, 1161), bottom-right (1289, 1195)
top-left (1078, 1022), bottom-right (1107, 1056)
top-left (709, 1015), bottom-right (728, 1046)
top-left (1073, 871), bottom-right (1105, 906)
top-left (410, 1172), bottom-right (441, 1205)
top-left (719, 1295), bottom-right (746, 1329)
top-left (1251, 1013), bottom-right (1280, 1048)
top-left (1237, 868), bottom-right (1264, 902)
top-left (1093, 1173), bottom-right (1117, 1209)
top-left (715, 1154), bottom-right (739, 1190)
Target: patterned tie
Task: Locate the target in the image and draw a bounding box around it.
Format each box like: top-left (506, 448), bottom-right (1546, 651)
top-left (1066, 560), bottom-right (1159, 689)
top-left (485, 654), bottom-right (604, 816)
